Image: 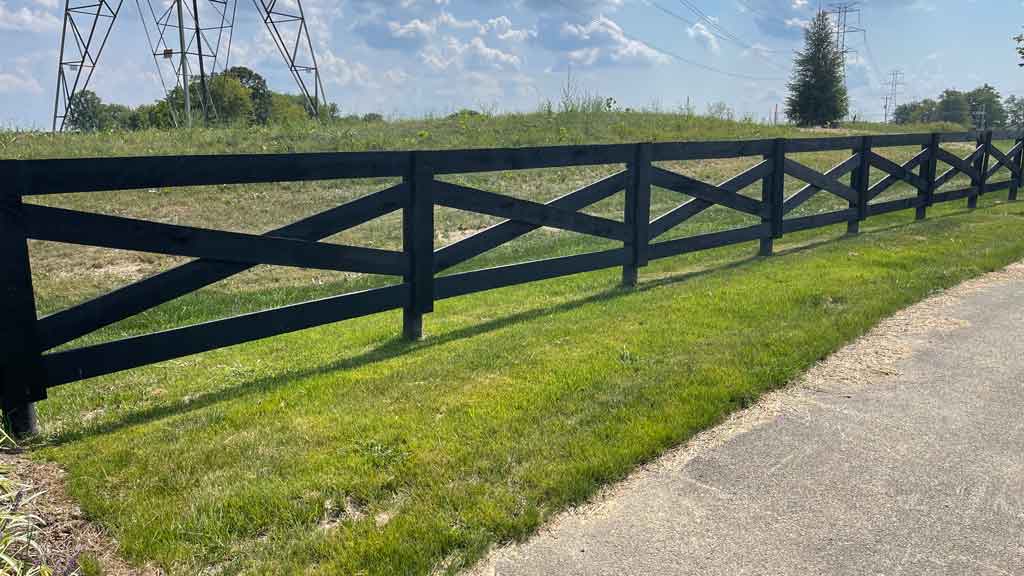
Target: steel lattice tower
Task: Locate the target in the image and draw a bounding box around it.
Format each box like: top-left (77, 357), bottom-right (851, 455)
top-left (52, 0), bottom-right (326, 131)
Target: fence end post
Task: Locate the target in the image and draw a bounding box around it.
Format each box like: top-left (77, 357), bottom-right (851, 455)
top-left (1, 170), bottom-right (45, 439)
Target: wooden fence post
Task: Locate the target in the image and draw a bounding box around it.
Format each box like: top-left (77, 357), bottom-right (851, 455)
top-left (1011, 135), bottom-right (1023, 202)
top-left (848, 136), bottom-right (871, 234)
top-left (760, 138), bottom-right (785, 255)
top-left (917, 133), bottom-right (939, 220)
top-left (969, 131), bottom-right (991, 209)
top-left (622, 143), bottom-right (651, 287)
top-left (402, 152), bottom-right (434, 340)
top-left (1, 170), bottom-right (44, 438)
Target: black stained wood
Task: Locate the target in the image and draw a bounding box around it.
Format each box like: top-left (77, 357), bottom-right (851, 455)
top-left (986, 180), bottom-right (1012, 193)
top-left (1013, 138), bottom-right (1024, 201)
top-left (630, 143), bottom-right (652, 269)
top-left (867, 148), bottom-right (929, 201)
top-left (783, 154), bottom-right (861, 215)
top-left (647, 159), bottom-right (772, 241)
top-left (435, 248), bottom-right (627, 300)
top-left (42, 284), bottom-right (409, 387)
top-left (648, 224), bottom-right (769, 261)
top-left (853, 136), bottom-right (872, 227)
top-left (0, 187), bottom-right (46, 406)
top-left (423, 144), bottom-right (633, 175)
top-left (433, 181), bottom-right (629, 242)
top-left (433, 171), bottom-right (626, 273)
top-left (12, 129), bottom-right (1019, 395)
top-left (783, 158), bottom-right (857, 203)
top-left (937, 132), bottom-right (978, 143)
top-left (868, 151), bottom-right (928, 191)
top-left (408, 153), bottom-right (434, 317)
top-left (15, 152), bottom-right (411, 195)
top-left (770, 140), bottom-right (786, 239)
top-left (867, 196), bottom-right (924, 216)
top-left (990, 129), bottom-right (1020, 141)
top-left (987, 141), bottom-right (1022, 178)
top-left (917, 134), bottom-right (939, 218)
top-left (651, 139), bottom-right (774, 161)
top-left (934, 147), bottom-right (982, 182)
top-left (980, 131), bottom-right (993, 196)
top-left (23, 204), bottom-right (407, 277)
top-left (782, 208), bottom-right (857, 234)
top-left (650, 166), bottom-right (765, 217)
top-left (931, 186), bottom-right (976, 204)
top-left (780, 136), bottom-right (863, 153)
top-left (36, 184), bottom-right (406, 351)
top-left (869, 133), bottom-right (932, 147)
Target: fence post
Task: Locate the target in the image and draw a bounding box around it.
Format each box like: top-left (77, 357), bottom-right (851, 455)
top-left (917, 133), bottom-right (939, 220)
top-left (1011, 134), bottom-right (1023, 202)
top-left (760, 138), bottom-right (785, 255)
top-left (402, 152), bottom-right (434, 341)
top-left (622, 143), bottom-right (651, 287)
top-left (848, 136), bottom-right (871, 234)
top-left (969, 131), bottom-right (991, 209)
top-left (1, 171), bottom-right (45, 438)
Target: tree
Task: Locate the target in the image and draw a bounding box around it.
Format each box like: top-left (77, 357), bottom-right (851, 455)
top-left (208, 74), bottom-right (253, 124)
top-left (65, 90), bottom-right (109, 132)
top-left (937, 89), bottom-right (970, 125)
top-left (268, 93), bottom-right (310, 125)
top-left (892, 98), bottom-right (938, 124)
top-left (1006, 95), bottom-right (1024, 127)
top-left (966, 84), bottom-right (1007, 128)
top-left (785, 11), bottom-right (848, 127)
top-left (225, 66), bottom-right (272, 124)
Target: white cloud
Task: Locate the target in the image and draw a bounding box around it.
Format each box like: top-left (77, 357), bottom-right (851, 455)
top-left (0, 70), bottom-right (42, 94)
top-left (0, 1), bottom-right (59, 32)
top-left (540, 15), bottom-right (667, 68)
top-left (687, 22), bottom-right (720, 54)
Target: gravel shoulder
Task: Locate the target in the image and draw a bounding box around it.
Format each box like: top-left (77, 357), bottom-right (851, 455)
top-left (470, 262), bottom-right (1024, 576)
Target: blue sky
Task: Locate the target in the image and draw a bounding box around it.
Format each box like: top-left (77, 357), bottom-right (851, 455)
top-left (2, 0), bottom-right (1023, 129)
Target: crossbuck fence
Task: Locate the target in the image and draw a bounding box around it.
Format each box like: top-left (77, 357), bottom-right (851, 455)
top-left (2, 129), bottom-right (1022, 435)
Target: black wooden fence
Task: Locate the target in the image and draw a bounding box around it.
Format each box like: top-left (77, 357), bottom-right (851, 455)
top-left (2, 129), bottom-right (1021, 434)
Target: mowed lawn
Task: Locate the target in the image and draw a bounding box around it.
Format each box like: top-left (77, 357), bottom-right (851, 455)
top-left (7, 115), bottom-right (1022, 574)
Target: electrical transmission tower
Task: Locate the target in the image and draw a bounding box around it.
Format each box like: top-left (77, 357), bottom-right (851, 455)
top-left (53, 0), bottom-right (124, 132)
top-left (827, 2), bottom-right (863, 86)
top-left (885, 70), bottom-right (903, 123)
top-left (52, 0), bottom-right (326, 131)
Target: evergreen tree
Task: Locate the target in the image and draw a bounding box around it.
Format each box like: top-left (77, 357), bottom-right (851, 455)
top-left (785, 11), bottom-right (848, 127)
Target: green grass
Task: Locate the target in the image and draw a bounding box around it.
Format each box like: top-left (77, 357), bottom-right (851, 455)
top-left (3, 112), bottom-right (1017, 574)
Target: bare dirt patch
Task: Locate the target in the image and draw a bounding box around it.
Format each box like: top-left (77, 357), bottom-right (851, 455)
top-left (0, 450), bottom-right (160, 576)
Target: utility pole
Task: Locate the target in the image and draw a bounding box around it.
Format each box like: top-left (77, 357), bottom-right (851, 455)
top-left (883, 94), bottom-right (892, 124)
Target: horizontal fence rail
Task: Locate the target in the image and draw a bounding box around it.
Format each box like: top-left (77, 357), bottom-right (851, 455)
top-left (2, 129), bottom-right (1022, 435)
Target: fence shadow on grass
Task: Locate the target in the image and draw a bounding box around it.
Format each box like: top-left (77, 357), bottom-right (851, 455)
top-left (43, 254), bottom-right (770, 447)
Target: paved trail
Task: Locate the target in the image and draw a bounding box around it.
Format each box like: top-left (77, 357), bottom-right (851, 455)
top-left (472, 264), bottom-right (1024, 576)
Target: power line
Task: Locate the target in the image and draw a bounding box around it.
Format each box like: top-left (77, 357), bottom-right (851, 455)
top-left (646, 0), bottom-right (789, 72)
top-left (552, 0), bottom-right (786, 82)
top-left (672, 0), bottom-right (791, 70)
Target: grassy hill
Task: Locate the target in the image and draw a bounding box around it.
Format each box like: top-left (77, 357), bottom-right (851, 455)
top-left (4, 112), bottom-right (1017, 575)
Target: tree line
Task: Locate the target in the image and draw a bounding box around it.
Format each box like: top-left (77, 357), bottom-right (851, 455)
top-left (892, 85), bottom-right (1024, 129)
top-left (65, 67), bottom-right (339, 131)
